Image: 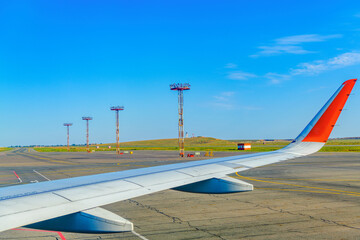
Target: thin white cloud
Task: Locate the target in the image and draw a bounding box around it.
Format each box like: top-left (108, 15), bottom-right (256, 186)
top-left (221, 91), bottom-right (235, 97)
top-left (256, 45), bottom-right (313, 56)
top-left (214, 96), bottom-right (227, 101)
top-left (265, 73), bottom-right (291, 85)
top-left (241, 106), bottom-right (263, 110)
top-left (211, 91), bottom-right (261, 110)
top-left (252, 34), bottom-right (342, 57)
top-left (275, 34), bottom-right (341, 45)
top-left (227, 71), bottom-right (257, 80)
top-left (212, 91), bottom-right (236, 110)
top-left (263, 51), bottom-right (360, 84)
top-left (224, 63), bottom-right (238, 69)
top-left (291, 51), bottom-right (360, 75)
top-left (306, 86), bottom-right (327, 93)
top-left (214, 91), bottom-right (235, 100)
top-left (212, 102), bottom-right (236, 110)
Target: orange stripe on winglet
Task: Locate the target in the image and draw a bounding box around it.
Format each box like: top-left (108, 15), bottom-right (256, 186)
top-left (302, 79), bottom-right (357, 143)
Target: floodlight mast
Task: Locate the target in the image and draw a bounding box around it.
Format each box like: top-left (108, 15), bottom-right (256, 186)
top-left (170, 83), bottom-right (191, 157)
top-left (110, 106), bottom-right (124, 154)
top-left (82, 117), bottom-right (93, 152)
top-left (63, 123), bottom-right (73, 152)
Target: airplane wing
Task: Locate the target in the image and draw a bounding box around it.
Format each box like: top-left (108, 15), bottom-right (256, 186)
top-left (0, 79), bottom-right (356, 233)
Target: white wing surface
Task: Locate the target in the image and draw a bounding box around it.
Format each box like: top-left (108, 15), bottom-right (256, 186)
top-left (0, 79), bottom-right (356, 233)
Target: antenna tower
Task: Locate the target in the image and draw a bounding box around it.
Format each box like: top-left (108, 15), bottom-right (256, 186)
top-left (110, 106), bottom-right (124, 154)
top-left (82, 117), bottom-right (93, 152)
top-left (63, 123), bottom-right (73, 152)
top-left (170, 83), bottom-right (191, 157)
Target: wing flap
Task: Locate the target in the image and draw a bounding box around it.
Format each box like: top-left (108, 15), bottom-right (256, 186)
top-left (176, 164), bottom-right (233, 177)
top-left (125, 171), bottom-right (190, 187)
top-left (54, 180), bottom-right (141, 202)
top-left (0, 192), bottom-right (69, 216)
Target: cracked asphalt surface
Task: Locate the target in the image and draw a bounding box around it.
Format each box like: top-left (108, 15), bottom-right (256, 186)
top-left (1, 149), bottom-right (360, 239)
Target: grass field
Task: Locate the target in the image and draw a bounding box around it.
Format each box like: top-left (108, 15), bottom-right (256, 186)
top-left (33, 137), bottom-right (360, 153)
top-left (0, 148), bottom-right (12, 152)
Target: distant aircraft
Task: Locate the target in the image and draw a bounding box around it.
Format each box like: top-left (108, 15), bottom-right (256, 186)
top-left (0, 79), bottom-right (356, 233)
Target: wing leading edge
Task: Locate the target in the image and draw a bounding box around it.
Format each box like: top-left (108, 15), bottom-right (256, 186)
top-left (0, 79), bottom-right (356, 233)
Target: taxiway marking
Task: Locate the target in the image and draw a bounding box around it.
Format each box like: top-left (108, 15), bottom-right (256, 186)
top-left (33, 170), bottom-right (51, 181)
top-left (13, 228), bottom-right (66, 240)
top-left (248, 177), bottom-right (360, 182)
top-left (132, 230), bottom-right (150, 240)
top-left (254, 187), bottom-right (360, 197)
top-left (19, 153), bottom-right (73, 165)
top-left (235, 173), bottom-right (360, 197)
top-left (13, 171), bottom-right (22, 183)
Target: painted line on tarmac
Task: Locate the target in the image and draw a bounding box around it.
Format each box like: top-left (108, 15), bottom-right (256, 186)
top-left (132, 230), bottom-right (150, 240)
top-left (248, 177), bottom-right (360, 182)
top-left (34, 164), bottom-right (150, 176)
top-left (33, 170), bottom-right (51, 181)
top-left (118, 164), bottom-right (150, 167)
top-left (13, 171), bottom-right (22, 183)
top-left (254, 187), bottom-right (360, 197)
top-left (235, 173), bottom-right (360, 196)
top-left (0, 182), bottom-right (19, 185)
top-left (13, 228), bottom-right (66, 240)
top-left (0, 166), bottom-right (125, 180)
top-left (19, 153), bottom-right (74, 165)
top-left (27, 155), bottom-right (73, 165)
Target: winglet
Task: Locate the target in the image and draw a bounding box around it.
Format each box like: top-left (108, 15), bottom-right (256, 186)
top-left (295, 79), bottom-right (356, 143)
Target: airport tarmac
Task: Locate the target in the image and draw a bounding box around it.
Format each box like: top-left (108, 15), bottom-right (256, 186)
top-left (1, 149), bottom-right (360, 239)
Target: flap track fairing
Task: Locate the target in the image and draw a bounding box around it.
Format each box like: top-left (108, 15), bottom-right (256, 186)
top-left (173, 176), bottom-right (253, 194)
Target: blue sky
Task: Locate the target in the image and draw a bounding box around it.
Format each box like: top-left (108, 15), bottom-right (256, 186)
top-left (1, 0), bottom-right (360, 146)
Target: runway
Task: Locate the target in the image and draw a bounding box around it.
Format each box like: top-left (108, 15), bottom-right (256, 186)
top-left (1, 149), bottom-right (360, 239)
